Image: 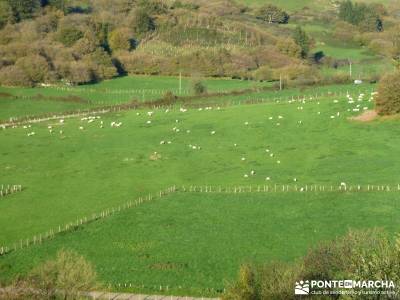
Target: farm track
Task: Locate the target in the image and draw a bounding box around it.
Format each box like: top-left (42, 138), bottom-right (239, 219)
top-left (85, 291), bottom-right (219, 300)
top-left (0, 288), bottom-right (219, 300)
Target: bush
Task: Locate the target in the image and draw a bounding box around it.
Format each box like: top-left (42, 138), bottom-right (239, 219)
top-left (192, 80), bottom-right (207, 95)
top-left (376, 72), bottom-right (400, 115)
top-left (28, 249), bottom-right (98, 300)
top-left (224, 229), bottom-right (400, 299)
top-left (253, 66), bottom-right (274, 81)
top-left (162, 90), bottom-right (177, 104)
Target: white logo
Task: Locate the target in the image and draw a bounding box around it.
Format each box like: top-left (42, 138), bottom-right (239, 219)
top-left (295, 280), bottom-right (310, 295)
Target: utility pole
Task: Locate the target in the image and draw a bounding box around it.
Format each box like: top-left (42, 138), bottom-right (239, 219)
top-left (180, 72), bottom-right (182, 94)
top-left (349, 59), bottom-right (352, 78)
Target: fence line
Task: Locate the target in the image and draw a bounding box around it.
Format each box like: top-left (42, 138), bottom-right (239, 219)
top-left (0, 186), bottom-right (177, 257)
top-left (1, 88), bottom-right (375, 128)
top-left (0, 184), bottom-right (22, 198)
top-left (178, 184), bottom-right (400, 194)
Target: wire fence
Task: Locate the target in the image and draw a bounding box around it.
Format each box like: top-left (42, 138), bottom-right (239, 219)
top-left (0, 186), bottom-right (178, 257)
top-left (0, 184), bottom-right (22, 198)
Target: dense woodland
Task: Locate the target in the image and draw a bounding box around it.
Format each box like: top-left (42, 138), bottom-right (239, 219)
top-left (0, 0), bottom-right (399, 87)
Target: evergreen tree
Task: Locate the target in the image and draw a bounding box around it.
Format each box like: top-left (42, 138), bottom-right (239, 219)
top-left (0, 0), bottom-right (12, 28)
top-left (292, 26), bottom-right (310, 58)
top-left (7, 0), bottom-right (40, 21)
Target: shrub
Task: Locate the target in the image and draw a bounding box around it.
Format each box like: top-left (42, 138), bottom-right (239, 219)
top-left (192, 80), bottom-right (207, 95)
top-left (162, 90), bottom-right (177, 104)
top-left (253, 66), bottom-right (274, 81)
top-left (224, 229), bottom-right (400, 299)
top-left (376, 72), bottom-right (400, 115)
top-left (29, 249), bottom-right (98, 300)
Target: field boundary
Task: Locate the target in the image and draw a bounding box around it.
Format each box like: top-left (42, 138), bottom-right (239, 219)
top-left (178, 184), bottom-right (400, 194)
top-left (0, 184), bottom-right (22, 198)
top-left (2, 182), bottom-right (398, 256)
top-left (0, 186), bottom-right (178, 257)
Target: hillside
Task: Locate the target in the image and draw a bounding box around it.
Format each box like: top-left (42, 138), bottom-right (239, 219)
top-left (0, 0), bottom-right (398, 89)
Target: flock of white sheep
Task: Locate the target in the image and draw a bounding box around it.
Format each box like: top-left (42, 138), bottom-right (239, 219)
top-left (1, 90), bottom-right (376, 183)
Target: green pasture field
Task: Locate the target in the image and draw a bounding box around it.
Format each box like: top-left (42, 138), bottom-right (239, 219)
top-left (1, 191), bottom-right (400, 296)
top-left (0, 82), bottom-right (396, 249)
top-left (0, 75), bottom-right (271, 104)
top-left (0, 75), bottom-right (272, 122)
top-left (237, 0), bottom-right (396, 11)
top-left (0, 82), bottom-right (373, 122)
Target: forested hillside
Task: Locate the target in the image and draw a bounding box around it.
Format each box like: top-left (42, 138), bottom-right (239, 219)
top-left (0, 0), bottom-right (399, 87)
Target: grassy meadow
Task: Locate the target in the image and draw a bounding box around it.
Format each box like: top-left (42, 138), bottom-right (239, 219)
top-left (2, 79), bottom-right (400, 295)
top-left (0, 76), bottom-right (272, 122)
top-left (1, 191), bottom-right (400, 296)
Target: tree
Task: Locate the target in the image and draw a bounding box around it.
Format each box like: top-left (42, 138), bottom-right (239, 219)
top-left (109, 28), bottom-right (134, 52)
top-left (16, 54), bottom-right (50, 83)
top-left (0, 0), bottom-right (12, 29)
top-left (256, 5), bottom-right (289, 24)
top-left (292, 26), bottom-right (310, 58)
top-left (56, 26), bottom-right (84, 46)
top-left (276, 38), bottom-right (302, 58)
top-left (7, 0), bottom-right (40, 21)
top-left (85, 47), bottom-right (118, 80)
top-left (131, 8), bottom-right (155, 35)
top-left (376, 72), bottom-right (400, 115)
top-left (338, 0), bottom-right (383, 32)
top-left (0, 65), bottom-right (34, 86)
top-left (67, 60), bottom-right (93, 85)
